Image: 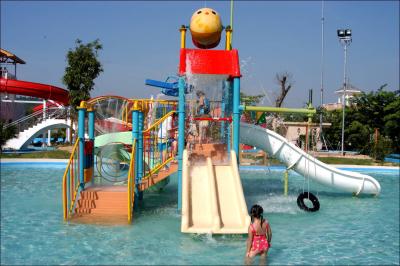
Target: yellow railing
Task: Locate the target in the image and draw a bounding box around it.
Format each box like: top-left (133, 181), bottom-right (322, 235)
top-left (123, 99), bottom-right (177, 126)
top-left (62, 139), bottom-right (80, 220)
top-left (142, 111), bottom-right (177, 180)
top-left (127, 139), bottom-right (137, 223)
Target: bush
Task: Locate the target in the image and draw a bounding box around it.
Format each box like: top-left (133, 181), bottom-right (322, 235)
top-left (0, 120), bottom-right (17, 149)
top-left (370, 135), bottom-right (393, 161)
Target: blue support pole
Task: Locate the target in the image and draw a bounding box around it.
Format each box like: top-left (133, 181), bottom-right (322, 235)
top-left (227, 80), bottom-right (233, 115)
top-left (177, 77), bottom-right (186, 211)
top-left (233, 77), bottom-right (240, 161)
top-left (220, 81), bottom-right (227, 141)
top-left (88, 109), bottom-right (95, 183)
top-left (132, 109), bottom-right (139, 182)
top-left (88, 110), bottom-right (95, 141)
top-left (138, 111), bottom-right (144, 200)
top-left (132, 107), bottom-right (140, 207)
top-left (227, 122), bottom-right (231, 153)
top-left (78, 106), bottom-right (86, 189)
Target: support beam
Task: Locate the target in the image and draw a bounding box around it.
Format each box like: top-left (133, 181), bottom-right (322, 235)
top-left (131, 105), bottom-right (140, 205)
top-left (47, 129), bottom-right (51, 146)
top-left (241, 105), bottom-right (316, 115)
top-left (88, 108), bottom-right (95, 182)
top-left (138, 111), bottom-right (144, 201)
top-left (177, 77), bottom-right (186, 211)
top-left (232, 77), bottom-right (240, 161)
top-left (77, 103), bottom-right (86, 189)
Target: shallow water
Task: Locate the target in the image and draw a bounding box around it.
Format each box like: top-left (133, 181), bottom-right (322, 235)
top-left (1, 164), bottom-right (399, 265)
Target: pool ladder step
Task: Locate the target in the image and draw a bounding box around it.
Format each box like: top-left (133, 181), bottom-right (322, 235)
top-left (71, 187), bottom-right (128, 223)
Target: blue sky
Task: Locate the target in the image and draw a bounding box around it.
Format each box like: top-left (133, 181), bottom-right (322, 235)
top-left (1, 1), bottom-right (399, 108)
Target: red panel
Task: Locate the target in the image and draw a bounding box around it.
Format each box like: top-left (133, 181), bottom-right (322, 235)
top-left (0, 78), bottom-right (69, 105)
top-left (179, 49), bottom-right (241, 78)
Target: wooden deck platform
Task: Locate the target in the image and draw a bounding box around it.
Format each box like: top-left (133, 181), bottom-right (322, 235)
top-left (69, 162), bottom-right (178, 224)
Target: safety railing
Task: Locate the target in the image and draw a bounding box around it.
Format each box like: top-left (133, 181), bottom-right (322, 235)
top-left (5, 107), bottom-right (69, 133)
top-left (62, 139), bottom-right (80, 220)
top-left (142, 110), bottom-right (177, 180)
top-left (127, 139), bottom-right (136, 223)
top-left (123, 99), bottom-right (177, 127)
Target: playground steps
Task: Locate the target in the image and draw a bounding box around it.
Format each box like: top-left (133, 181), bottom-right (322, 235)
top-left (69, 164), bottom-right (177, 224)
top-left (138, 162), bottom-right (178, 191)
top-left (71, 186), bottom-right (129, 225)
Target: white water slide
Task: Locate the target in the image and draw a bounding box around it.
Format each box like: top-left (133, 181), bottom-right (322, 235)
top-left (240, 123), bottom-right (381, 195)
top-left (181, 150), bottom-right (251, 234)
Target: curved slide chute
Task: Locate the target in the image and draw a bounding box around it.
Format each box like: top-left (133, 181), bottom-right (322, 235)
top-left (0, 78), bottom-right (69, 105)
top-left (240, 123), bottom-right (381, 195)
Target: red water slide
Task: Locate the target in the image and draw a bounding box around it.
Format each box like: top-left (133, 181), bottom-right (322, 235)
top-left (0, 78), bottom-right (69, 105)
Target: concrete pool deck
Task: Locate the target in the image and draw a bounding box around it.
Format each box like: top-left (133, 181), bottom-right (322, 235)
top-left (1, 158), bottom-right (398, 170)
top-left (1, 159), bottom-right (69, 163)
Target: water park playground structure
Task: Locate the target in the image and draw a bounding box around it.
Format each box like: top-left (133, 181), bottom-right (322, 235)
top-left (59, 7), bottom-right (381, 232)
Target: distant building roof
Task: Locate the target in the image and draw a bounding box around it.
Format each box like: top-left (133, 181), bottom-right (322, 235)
top-left (335, 83), bottom-right (362, 94)
top-left (0, 48), bottom-right (26, 64)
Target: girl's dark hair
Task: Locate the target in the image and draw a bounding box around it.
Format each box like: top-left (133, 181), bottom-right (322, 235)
top-left (250, 204), bottom-right (264, 223)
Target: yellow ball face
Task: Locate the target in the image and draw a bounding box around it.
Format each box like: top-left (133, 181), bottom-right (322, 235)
top-left (189, 8), bottom-right (222, 49)
top-left (190, 8), bottom-right (222, 34)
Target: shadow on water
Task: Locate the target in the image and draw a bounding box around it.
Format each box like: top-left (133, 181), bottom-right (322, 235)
top-left (135, 174), bottom-right (179, 218)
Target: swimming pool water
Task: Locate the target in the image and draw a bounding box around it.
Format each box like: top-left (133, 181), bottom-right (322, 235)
top-left (1, 164), bottom-right (399, 265)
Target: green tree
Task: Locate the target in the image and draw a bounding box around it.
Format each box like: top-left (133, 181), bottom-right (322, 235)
top-left (240, 92), bottom-right (265, 123)
top-left (352, 88), bottom-right (400, 153)
top-left (240, 92), bottom-right (264, 106)
top-left (322, 86), bottom-right (399, 156)
top-left (0, 120), bottom-right (17, 149)
top-left (63, 39), bottom-right (103, 108)
top-left (370, 135), bottom-right (393, 161)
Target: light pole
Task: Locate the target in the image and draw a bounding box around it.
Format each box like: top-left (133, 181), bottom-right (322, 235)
top-left (337, 28), bottom-right (352, 156)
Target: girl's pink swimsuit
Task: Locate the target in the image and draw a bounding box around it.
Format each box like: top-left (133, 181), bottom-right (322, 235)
top-left (250, 222), bottom-right (270, 252)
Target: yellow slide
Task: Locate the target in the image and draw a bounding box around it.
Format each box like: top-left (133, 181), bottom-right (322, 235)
top-left (181, 150), bottom-right (250, 234)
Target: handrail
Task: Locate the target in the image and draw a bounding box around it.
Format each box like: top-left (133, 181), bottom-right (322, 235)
top-left (143, 110), bottom-right (176, 134)
top-left (127, 139), bottom-right (136, 223)
top-left (5, 107), bottom-right (64, 128)
top-left (4, 109), bottom-right (43, 128)
top-left (142, 156), bottom-right (174, 180)
top-left (142, 111), bottom-right (177, 180)
top-left (87, 95), bottom-right (131, 104)
top-left (68, 182), bottom-right (82, 216)
top-left (5, 107), bottom-right (68, 134)
top-left (62, 139), bottom-right (80, 220)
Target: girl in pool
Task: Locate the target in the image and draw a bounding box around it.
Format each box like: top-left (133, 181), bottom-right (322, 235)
top-left (246, 204), bottom-right (272, 261)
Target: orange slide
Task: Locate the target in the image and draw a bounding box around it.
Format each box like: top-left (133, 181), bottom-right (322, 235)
top-left (0, 78), bottom-right (69, 105)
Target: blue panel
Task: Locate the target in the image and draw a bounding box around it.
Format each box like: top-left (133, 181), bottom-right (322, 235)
top-left (145, 79), bottom-right (177, 90)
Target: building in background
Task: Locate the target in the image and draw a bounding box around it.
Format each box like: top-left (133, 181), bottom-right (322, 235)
top-left (323, 83), bottom-right (362, 111)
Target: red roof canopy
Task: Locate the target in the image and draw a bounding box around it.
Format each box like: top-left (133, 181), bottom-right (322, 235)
top-left (179, 49), bottom-right (241, 78)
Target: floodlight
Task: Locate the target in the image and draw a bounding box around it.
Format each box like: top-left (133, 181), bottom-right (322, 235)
top-left (337, 29), bottom-right (345, 37)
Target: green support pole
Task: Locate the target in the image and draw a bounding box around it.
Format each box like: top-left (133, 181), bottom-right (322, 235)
top-left (242, 105), bottom-right (316, 115)
top-left (284, 170), bottom-right (289, 196)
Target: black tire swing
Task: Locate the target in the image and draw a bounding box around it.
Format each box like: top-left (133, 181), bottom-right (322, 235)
top-left (297, 191), bottom-right (320, 212)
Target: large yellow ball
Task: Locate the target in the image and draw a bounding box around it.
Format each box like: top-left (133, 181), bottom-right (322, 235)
top-left (189, 8), bottom-right (222, 49)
